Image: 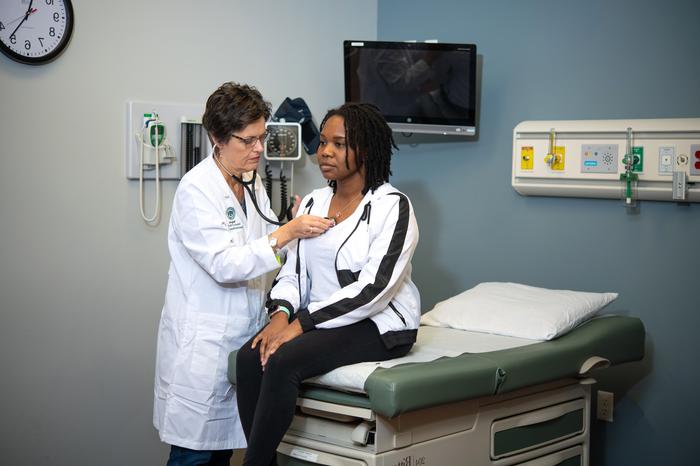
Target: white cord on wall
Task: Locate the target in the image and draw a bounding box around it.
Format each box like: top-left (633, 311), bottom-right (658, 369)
top-left (138, 115), bottom-right (162, 224)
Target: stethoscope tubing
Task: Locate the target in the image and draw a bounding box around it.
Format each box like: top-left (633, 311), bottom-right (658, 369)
top-left (229, 170), bottom-right (287, 226)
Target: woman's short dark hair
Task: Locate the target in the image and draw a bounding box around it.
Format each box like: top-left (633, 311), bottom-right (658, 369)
top-left (202, 82), bottom-right (271, 146)
top-left (320, 102), bottom-right (397, 193)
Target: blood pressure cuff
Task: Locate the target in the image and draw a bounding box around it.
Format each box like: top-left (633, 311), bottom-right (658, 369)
top-left (274, 97), bottom-right (320, 155)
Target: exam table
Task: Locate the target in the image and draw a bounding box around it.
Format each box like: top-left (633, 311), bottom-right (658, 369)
top-left (228, 315), bottom-right (645, 466)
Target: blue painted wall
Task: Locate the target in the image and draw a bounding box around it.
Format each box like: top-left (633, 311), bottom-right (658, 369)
top-left (378, 0), bottom-right (699, 464)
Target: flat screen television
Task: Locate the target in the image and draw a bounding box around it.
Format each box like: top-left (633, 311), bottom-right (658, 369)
top-left (344, 40), bottom-right (477, 136)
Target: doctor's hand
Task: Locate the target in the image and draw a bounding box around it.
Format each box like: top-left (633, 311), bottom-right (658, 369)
top-left (273, 214), bottom-right (334, 246)
top-left (260, 319), bottom-right (303, 369)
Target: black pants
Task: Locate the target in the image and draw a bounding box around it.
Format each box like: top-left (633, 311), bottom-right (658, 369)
top-left (166, 445), bottom-right (232, 466)
top-left (236, 319), bottom-right (412, 466)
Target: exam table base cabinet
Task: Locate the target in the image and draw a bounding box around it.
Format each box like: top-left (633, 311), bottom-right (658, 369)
top-left (277, 380), bottom-right (590, 466)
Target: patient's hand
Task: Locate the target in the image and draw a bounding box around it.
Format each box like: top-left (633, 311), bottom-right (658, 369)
top-left (260, 320), bottom-right (303, 369)
top-left (252, 312), bottom-right (289, 365)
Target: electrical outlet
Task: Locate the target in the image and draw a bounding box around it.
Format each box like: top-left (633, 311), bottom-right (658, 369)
top-left (597, 390), bottom-right (614, 422)
top-left (690, 144), bottom-right (700, 176)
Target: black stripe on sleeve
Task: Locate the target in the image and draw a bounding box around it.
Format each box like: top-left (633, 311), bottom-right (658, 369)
top-left (310, 193), bottom-right (410, 326)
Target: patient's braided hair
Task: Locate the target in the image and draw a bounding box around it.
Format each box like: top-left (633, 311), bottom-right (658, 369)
top-left (320, 102), bottom-right (397, 194)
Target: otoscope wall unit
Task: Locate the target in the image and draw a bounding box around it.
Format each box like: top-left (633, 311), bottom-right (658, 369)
top-left (125, 101), bottom-right (208, 180)
top-left (512, 118), bottom-right (700, 204)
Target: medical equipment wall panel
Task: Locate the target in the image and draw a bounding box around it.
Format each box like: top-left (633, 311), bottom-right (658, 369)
top-left (125, 101), bottom-right (207, 180)
top-left (511, 118), bottom-right (700, 203)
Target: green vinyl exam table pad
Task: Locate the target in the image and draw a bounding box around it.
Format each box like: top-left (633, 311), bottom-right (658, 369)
top-left (228, 316), bottom-right (644, 418)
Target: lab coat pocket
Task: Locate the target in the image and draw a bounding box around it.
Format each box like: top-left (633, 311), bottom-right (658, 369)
top-left (227, 314), bottom-right (259, 350)
top-left (189, 313), bottom-right (228, 380)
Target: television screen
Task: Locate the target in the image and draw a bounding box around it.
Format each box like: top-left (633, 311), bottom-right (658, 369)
top-left (344, 40), bottom-right (477, 136)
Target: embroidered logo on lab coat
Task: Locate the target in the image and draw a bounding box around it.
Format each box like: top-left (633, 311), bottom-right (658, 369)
top-left (226, 207), bottom-right (243, 230)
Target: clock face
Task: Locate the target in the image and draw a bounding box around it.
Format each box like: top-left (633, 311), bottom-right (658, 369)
top-left (0, 0), bottom-right (74, 65)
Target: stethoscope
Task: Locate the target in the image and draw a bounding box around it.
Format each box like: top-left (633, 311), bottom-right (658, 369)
top-left (214, 151), bottom-right (289, 226)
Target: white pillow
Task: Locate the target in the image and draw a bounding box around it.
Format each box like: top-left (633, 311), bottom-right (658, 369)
top-left (420, 282), bottom-right (618, 340)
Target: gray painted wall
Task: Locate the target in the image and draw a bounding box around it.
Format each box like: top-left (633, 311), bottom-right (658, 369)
top-left (378, 0), bottom-right (698, 464)
top-left (0, 1), bottom-right (376, 465)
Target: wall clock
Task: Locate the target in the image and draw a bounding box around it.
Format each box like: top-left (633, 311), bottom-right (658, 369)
top-left (0, 0), bottom-right (74, 65)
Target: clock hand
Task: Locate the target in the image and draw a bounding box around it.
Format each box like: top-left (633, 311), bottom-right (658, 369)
top-left (4, 10), bottom-right (33, 27)
top-left (9, 0), bottom-right (35, 38)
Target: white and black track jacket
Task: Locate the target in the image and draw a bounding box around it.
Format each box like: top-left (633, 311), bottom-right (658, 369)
top-left (267, 183), bottom-right (421, 348)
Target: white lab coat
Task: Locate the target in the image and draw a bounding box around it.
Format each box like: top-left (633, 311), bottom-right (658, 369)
top-left (153, 154), bottom-right (280, 450)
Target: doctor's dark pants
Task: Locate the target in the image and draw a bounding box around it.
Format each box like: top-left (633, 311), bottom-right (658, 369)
top-left (166, 445), bottom-right (232, 466)
top-left (236, 319), bottom-right (412, 466)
